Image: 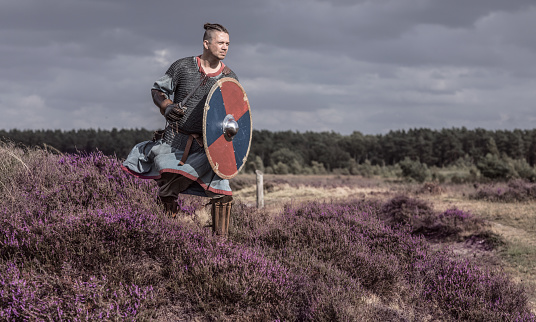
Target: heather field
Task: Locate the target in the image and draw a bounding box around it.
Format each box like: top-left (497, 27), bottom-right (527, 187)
top-left (1, 143), bottom-right (536, 321)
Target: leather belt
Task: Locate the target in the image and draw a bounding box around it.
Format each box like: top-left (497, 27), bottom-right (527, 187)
top-left (168, 123), bottom-right (204, 166)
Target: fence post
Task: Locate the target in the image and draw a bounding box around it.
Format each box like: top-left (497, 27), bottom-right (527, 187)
top-left (256, 170), bottom-right (264, 208)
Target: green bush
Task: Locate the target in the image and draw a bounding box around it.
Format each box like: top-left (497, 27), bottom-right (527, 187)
top-left (246, 155), bottom-right (265, 173)
top-left (476, 154), bottom-right (516, 181)
top-left (512, 159), bottom-right (536, 182)
top-left (398, 157), bottom-right (429, 183)
top-left (272, 161), bottom-right (290, 175)
top-left (311, 161), bottom-right (327, 175)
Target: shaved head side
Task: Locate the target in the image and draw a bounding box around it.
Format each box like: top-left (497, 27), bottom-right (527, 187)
top-left (203, 23), bottom-right (229, 42)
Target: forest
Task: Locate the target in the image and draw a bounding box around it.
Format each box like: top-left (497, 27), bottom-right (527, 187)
top-left (2, 127), bottom-right (536, 181)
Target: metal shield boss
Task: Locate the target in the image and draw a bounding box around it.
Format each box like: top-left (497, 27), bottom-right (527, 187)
top-left (203, 77), bottom-right (252, 179)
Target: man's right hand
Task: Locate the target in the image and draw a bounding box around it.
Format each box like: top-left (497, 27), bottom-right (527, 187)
top-left (164, 103), bottom-right (185, 122)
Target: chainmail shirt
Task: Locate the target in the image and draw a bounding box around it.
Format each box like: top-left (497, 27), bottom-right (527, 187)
top-left (153, 56), bottom-right (238, 136)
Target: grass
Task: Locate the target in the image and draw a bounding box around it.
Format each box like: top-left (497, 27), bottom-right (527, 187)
top-left (1, 142), bottom-right (535, 320)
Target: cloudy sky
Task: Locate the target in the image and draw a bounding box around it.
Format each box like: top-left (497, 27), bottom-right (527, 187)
top-left (1, 0), bottom-right (535, 135)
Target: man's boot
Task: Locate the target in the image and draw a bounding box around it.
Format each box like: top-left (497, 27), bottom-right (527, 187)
top-left (158, 196), bottom-right (179, 218)
top-left (210, 196), bottom-right (233, 236)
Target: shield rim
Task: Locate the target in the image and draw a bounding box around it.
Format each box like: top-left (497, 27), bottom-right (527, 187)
top-left (203, 77), bottom-right (252, 179)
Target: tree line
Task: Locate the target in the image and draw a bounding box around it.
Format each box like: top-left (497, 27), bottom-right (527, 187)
top-left (2, 127), bottom-right (536, 176)
top-left (0, 128), bottom-right (154, 158)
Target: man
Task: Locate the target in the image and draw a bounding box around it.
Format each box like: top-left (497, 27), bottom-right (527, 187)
top-left (122, 23), bottom-right (237, 235)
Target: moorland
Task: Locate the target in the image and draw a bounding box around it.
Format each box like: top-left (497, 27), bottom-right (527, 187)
top-left (1, 141), bottom-right (535, 320)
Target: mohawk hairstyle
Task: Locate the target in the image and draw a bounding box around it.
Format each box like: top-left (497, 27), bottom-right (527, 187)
top-left (203, 23), bottom-right (229, 42)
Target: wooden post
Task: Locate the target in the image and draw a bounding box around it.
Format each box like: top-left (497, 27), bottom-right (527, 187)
top-left (256, 170), bottom-right (264, 208)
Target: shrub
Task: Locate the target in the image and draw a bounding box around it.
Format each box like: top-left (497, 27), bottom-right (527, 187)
top-left (512, 159), bottom-right (536, 182)
top-left (472, 179), bottom-right (536, 202)
top-left (417, 182), bottom-right (444, 195)
top-left (398, 157), bottom-right (429, 183)
top-left (432, 207), bottom-right (485, 239)
top-left (380, 195), bottom-right (435, 228)
top-left (245, 155), bottom-right (264, 173)
top-left (451, 173), bottom-right (469, 184)
top-left (381, 197), bottom-right (487, 241)
top-left (272, 161), bottom-right (290, 174)
top-left (348, 159), bottom-right (373, 177)
top-left (310, 160), bottom-right (327, 175)
top-left (430, 170), bottom-right (446, 183)
top-left (476, 154), bottom-right (517, 181)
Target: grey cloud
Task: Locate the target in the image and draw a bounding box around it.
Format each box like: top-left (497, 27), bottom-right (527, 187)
top-left (1, 0), bottom-right (535, 135)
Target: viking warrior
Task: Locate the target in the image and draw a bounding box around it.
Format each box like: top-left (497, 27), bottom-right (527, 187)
top-left (122, 23), bottom-right (239, 235)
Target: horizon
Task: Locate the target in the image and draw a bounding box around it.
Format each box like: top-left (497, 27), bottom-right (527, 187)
top-left (2, 125), bottom-right (536, 137)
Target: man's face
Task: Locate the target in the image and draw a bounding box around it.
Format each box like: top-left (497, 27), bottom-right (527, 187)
top-left (204, 31), bottom-right (229, 61)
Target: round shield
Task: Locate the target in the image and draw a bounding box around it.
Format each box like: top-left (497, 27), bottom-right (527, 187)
top-left (203, 77), bottom-right (252, 179)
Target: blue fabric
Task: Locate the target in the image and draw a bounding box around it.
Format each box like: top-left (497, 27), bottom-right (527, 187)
top-left (122, 139), bottom-right (232, 196)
